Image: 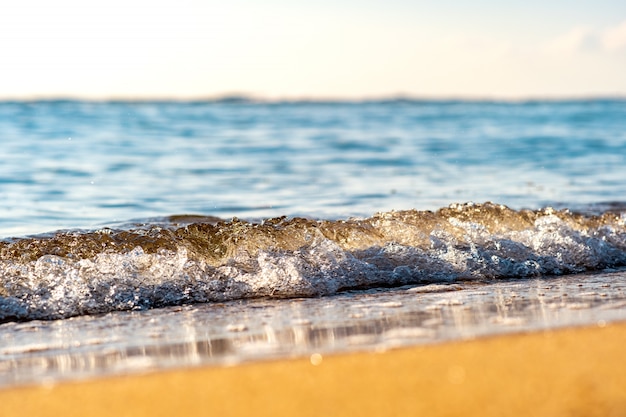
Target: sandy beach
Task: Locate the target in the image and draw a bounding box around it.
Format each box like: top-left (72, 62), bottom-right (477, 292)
top-left (1, 320), bottom-right (624, 417)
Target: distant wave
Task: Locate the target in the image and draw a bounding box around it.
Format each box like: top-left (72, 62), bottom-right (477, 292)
top-left (4, 96), bottom-right (626, 106)
top-left (2, 202), bottom-right (626, 322)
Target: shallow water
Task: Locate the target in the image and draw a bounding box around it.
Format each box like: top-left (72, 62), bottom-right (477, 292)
top-left (1, 269), bottom-right (625, 388)
top-left (2, 99), bottom-right (626, 387)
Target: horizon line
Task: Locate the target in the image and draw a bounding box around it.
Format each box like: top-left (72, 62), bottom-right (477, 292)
top-left (2, 92), bottom-right (626, 104)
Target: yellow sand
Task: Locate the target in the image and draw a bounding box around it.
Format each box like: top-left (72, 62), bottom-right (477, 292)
top-left (1, 322), bottom-right (625, 417)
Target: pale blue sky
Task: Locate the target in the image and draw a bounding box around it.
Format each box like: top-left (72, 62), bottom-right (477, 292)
top-left (1, 0), bottom-right (625, 99)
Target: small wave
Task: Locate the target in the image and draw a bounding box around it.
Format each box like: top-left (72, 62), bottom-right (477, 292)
top-left (2, 202), bottom-right (626, 322)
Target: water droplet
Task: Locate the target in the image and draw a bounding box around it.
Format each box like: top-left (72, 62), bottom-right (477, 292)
top-left (310, 353), bottom-right (323, 366)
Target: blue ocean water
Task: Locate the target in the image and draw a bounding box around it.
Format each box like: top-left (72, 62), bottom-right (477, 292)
top-left (1, 99), bottom-right (625, 236)
top-left (2, 99), bottom-right (626, 388)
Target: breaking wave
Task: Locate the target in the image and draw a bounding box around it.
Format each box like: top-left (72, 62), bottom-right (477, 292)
top-left (2, 202), bottom-right (626, 321)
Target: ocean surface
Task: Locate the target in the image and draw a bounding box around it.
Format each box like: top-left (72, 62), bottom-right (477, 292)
top-left (1, 98), bottom-right (626, 386)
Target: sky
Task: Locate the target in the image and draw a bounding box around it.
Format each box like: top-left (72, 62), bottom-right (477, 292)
top-left (1, 0), bottom-right (626, 100)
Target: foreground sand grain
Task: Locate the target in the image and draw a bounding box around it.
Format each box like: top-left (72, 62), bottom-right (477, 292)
top-left (1, 322), bottom-right (625, 417)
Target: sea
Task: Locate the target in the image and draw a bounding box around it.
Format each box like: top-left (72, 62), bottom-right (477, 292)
top-left (1, 98), bottom-right (626, 387)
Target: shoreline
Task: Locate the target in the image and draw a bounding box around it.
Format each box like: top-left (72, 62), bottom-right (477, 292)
top-left (1, 321), bottom-right (625, 417)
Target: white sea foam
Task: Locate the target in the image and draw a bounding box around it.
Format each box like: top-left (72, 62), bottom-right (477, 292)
top-left (1, 204), bottom-right (626, 321)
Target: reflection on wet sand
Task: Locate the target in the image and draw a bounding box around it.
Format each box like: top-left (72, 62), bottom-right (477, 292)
top-left (1, 269), bottom-right (625, 388)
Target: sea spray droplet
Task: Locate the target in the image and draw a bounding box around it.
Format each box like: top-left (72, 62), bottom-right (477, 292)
top-left (310, 353), bottom-right (323, 366)
top-left (1, 202), bottom-right (626, 322)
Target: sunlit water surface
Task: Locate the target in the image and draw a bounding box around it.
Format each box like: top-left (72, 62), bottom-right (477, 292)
top-left (1, 99), bottom-right (625, 236)
top-left (2, 99), bottom-right (626, 387)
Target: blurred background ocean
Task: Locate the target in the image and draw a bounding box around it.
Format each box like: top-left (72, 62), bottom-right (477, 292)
top-left (1, 98), bottom-right (625, 237)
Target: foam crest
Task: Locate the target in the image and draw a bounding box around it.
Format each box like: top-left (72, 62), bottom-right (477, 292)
top-left (2, 202), bottom-right (626, 321)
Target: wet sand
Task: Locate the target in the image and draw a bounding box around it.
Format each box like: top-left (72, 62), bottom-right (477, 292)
top-left (1, 321), bottom-right (625, 417)
top-left (2, 271), bottom-right (626, 416)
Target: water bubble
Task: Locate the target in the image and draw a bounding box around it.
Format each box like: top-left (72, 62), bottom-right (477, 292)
top-left (310, 353), bottom-right (323, 366)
